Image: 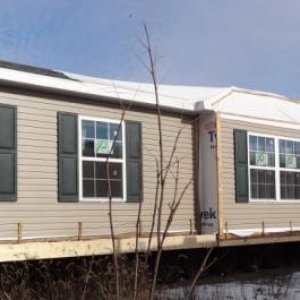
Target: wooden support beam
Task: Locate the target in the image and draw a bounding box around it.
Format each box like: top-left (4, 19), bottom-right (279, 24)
top-left (0, 234), bottom-right (217, 263)
top-left (189, 219), bottom-right (193, 235)
top-left (78, 222), bottom-right (83, 241)
top-left (262, 222), bottom-right (265, 236)
top-left (216, 112), bottom-right (224, 238)
top-left (219, 234), bottom-right (300, 247)
top-left (17, 223), bottom-right (22, 243)
top-left (225, 222), bottom-right (228, 239)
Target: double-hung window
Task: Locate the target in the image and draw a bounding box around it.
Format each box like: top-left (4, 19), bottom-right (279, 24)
top-left (248, 133), bottom-right (300, 201)
top-left (79, 116), bottom-right (126, 201)
top-left (279, 139), bottom-right (300, 200)
top-left (249, 135), bottom-right (276, 200)
top-left (58, 112), bottom-right (142, 203)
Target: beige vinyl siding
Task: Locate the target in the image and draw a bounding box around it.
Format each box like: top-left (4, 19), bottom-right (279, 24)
top-left (0, 88), bottom-right (195, 241)
top-left (221, 117), bottom-right (300, 232)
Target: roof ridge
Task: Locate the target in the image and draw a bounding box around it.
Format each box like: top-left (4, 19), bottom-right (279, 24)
top-left (230, 87), bottom-right (300, 104)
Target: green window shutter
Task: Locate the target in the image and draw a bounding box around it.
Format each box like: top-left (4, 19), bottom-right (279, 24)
top-left (126, 121), bottom-right (143, 203)
top-left (58, 112), bottom-right (79, 202)
top-left (0, 104), bottom-right (17, 202)
top-left (233, 129), bottom-right (249, 203)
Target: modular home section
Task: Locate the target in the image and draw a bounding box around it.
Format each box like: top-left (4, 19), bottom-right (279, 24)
top-left (0, 61), bottom-right (300, 253)
top-left (221, 116), bottom-right (300, 237)
top-left (0, 88), bottom-right (196, 241)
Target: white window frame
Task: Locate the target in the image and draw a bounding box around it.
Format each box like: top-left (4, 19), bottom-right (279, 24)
top-left (248, 132), bottom-right (300, 203)
top-left (78, 115), bottom-right (127, 202)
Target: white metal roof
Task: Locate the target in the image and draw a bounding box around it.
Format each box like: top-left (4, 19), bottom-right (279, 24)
top-left (0, 63), bottom-right (299, 125)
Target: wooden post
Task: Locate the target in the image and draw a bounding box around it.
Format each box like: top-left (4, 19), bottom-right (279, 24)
top-left (216, 112), bottom-right (225, 239)
top-left (261, 221), bottom-right (265, 236)
top-left (189, 219), bottom-right (193, 235)
top-left (290, 220), bottom-right (293, 236)
top-left (17, 223), bottom-right (22, 243)
top-left (225, 222), bottom-right (228, 239)
top-left (78, 222), bottom-right (83, 241)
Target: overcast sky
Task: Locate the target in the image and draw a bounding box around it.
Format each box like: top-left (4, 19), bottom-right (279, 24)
top-left (0, 0), bottom-right (299, 98)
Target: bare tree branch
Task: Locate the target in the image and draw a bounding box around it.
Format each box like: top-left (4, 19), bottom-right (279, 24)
top-left (142, 24), bottom-right (165, 250)
top-left (145, 158), bottom-right (160, 263)
top-left (186, 248), bottom-right (217, 299)
top-left (133, 178), bottom-right (144, 300)
top-left (106, 106), bottom-right (130, 300)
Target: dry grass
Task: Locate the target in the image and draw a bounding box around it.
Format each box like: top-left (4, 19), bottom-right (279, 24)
top-left (0, 255), bottom-right (151, 300)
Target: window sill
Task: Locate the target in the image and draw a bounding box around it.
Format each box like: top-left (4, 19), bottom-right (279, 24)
top-left (79, 198), bottom-right (127, 203)
top-left (249, 199), bottom-right (300, 204)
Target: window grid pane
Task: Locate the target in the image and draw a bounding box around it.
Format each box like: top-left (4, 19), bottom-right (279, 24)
top-left (249, 135), bottom-right (300, 201)
top-left (279, 139), bottom-right (300, 200)
top-left (249, 135), bottom-right (275, 167)
top-left (250, 169), bottom-right (275, 200)
top-left (280, 171), bottom-right (300, 200)
top-left (279, 139), bottom-right (300, 170)
top-left (82, 121), bottom-right (123, 159)
top-left (82, 161), bottom-right (123, 199)
top-left (249, 135), bottom-right (276, 200)
top-left (81, 118), bottom-right (124, 199)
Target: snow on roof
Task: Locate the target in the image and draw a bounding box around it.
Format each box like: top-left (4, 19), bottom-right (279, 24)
top-left (0, 61), bottom-right (299, 124)
top-left (64, 71), bottom-right (230, 111)
top-left (207, 88), bottom-right (300, 124)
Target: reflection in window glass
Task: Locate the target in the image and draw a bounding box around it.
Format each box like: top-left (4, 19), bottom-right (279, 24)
top-left (280, 171), bottom-right (300, 200)
top-left (82, 121), bottom-right (95, 138)
top-left (286, 140), bottom-right (293, 154)
top-left (266, 138), bottom-right (275, 152)
top-left (96, 180), bottom-right (108, 198)
top-left (279, 139), bottom-right (300, 170)
top-left (250, 169), bottom-right (275, 200)
top-left (82, 140), bottom-right (95, 157)
top-left (249, 136), bottom-right (257, 151)
top-left (82, 161), bottom-right (94, 178)
top-left (257, 137), bottom-right (264, 151)
top-left (279, 140), bottom-right (285, 153)
top-left (295, 142), bottom-right (300, 155)
top-left (111, 143), bottom-right (122, 159)
top-left (82, 162), bottom-right (123, 198)
top-left (110, 123), bottom-right (122, 141)
top-left (96, 122), bottom-right (108, 139)
top-left (83, 180), bottom-right (94, 198)
top-left (82, 120), bottom-right (123, 159)
top-left (249, 135), bottom-right (275, 167)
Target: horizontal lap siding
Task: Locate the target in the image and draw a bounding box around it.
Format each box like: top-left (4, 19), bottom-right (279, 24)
top-left (0, 90), bottom-right (195, 240)
top-left (221, 117), bottom-right (300, 232)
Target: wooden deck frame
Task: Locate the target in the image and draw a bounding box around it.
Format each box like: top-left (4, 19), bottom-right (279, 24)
top-left (0, 231), bottom-right (300, 262)
top-left (219, 231), bottom-right (300, 247)
top-left (0, 234), bottom-right (216, 262)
